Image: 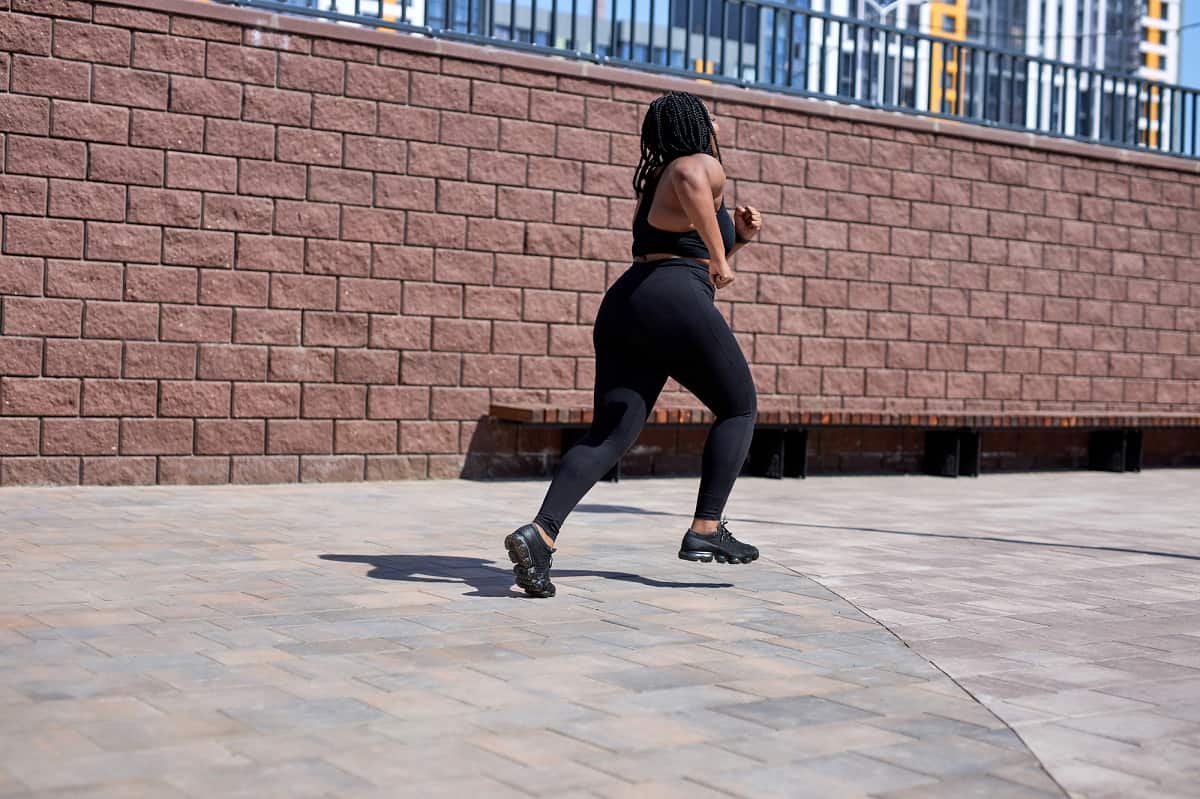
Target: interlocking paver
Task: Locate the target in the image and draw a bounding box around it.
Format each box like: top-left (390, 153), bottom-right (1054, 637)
top-left (469, 699), bottom-right (609, 731)
top-left (876, 773), bottom-right (1062, 798)
top-left (350, 775), bottom-right (532, 799)
top-left (164, 758), bottom-right (373, 799)
top-left (1092, 738), bottom-right (1200, 783)
top-left (76, 712), bottom-right (250, 750)
top-left (8, 781), bottom-right (195, 799)
top-left (576, 741), bottom-right (762, 782)
top-left (1046, 760), bottom-right (1161, 796)
top-left (1006, 688), bottom-right (1156, 718)
top-left (720, 720), bottom-right (913, 763)
top-left (575, 683), bottom-right (750, 715)
top-left (863, 735), bottom-right (1027, 777)
top-left (322, 740), bottom-right (513, 784)
top-left (6, 742), bottom-right (250, 793)
top-left (1058, 710), bottom-right (1197, 744)
top-left (716, 694), bottom-right (878, 729)
top-left (795, 751), bottom-right (941, 793)
top-left (992, 762), bottom-right (1079, 792)
top-left (552, 714), bottom-right (715, 752)
top-left (593, 778), bottom-right (734, 798)
top-left (697, 762), bottom-right (873, 799)
top-left (220, 697), bottom-right (389, 733)
top-left (1009, 722), bottom-right (1141, 765)
top-left (468, 729), bottom-right (610, 768)
top-left (866, 712), bottom-right (994, 740)
top-left (3, 472), bottom-right (1198, 796)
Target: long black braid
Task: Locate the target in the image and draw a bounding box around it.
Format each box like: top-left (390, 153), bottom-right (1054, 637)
top-left (633, 91), bottom-right (721, 195)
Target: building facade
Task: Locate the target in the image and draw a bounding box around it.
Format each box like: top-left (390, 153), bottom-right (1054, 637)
top-left (270, 0), bottom-right (1182, 147)
top-left (807, 0), bottom-right (1182, 144)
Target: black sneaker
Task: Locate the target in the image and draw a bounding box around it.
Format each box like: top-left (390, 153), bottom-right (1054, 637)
top-left (505, 524), bottom-right (556, 598)
top-left (678, 520), bottom-right (759, 564)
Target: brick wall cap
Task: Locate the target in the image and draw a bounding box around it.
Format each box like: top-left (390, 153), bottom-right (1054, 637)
top-left (117, 0), bottom-right (1200, 175)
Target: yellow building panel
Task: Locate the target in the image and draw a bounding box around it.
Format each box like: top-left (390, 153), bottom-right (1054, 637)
top-left (1146, 0), bottom-right (1162, 145)
top-left (928, 0), bottom-right (968, 115)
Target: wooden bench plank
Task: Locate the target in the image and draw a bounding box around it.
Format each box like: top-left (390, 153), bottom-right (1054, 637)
top-left (489, 404), bottom-right (539, 423)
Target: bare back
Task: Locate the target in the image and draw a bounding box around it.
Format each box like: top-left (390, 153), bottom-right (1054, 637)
top-left (635, 153), bottom-right (726, 233)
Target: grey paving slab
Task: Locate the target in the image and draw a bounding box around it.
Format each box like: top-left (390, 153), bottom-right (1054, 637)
top-left (3, 472), bottom-right (1197, 796)
top-left (863, 735), bottom-right (1027, 778)
top-left (163, 758), bottom-right (373, 799)
top-left (696, 762), bottom-right (874, 799)
top-left (575, 683), bottom-right (752, 715)
top-left (576, 741), bottom-right (762, 782)
top-left (791, 751), bottom-right (939, 793)
top-left (720, 720), bottom-right (914, 763)
top-left (1045, 760), bottom-right (1163, 796)
top-left (876, 773), bottom-right (1063, 798)
top-left (1058, 710), bottom-right (1198, 744)
top-left (591, 664), bottom-right (725, 692)
top-left (593, 779), bottom-right (734, 798)
top-left (2, 781), bottom-right (195, 799)
top-left (5, 742), bottom-right (250, 793)
top-left (352, 775), bottom-right (532, 799)
top-left (219, 697), bottom-right (388, 733)
top-left (715, 694), bottom-right (879, 729)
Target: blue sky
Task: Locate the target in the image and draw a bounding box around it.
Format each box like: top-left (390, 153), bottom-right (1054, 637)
top-left (1183, 2), bottom-right (1200, 86)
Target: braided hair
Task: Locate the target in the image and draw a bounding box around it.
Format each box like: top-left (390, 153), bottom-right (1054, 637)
top-left (633, 91), bottom-right (721, 195)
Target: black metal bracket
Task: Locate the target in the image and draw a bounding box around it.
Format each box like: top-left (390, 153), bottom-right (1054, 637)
top-left (1088, 429), bottom-right (1142, 473)
top-left (923, 430), bottom-right (981, 478)
top-left (744, 428), bottom-right (808, 479)
top-left (561, 428), bottom-right (620, 482)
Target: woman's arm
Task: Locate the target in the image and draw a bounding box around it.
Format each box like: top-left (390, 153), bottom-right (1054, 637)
top-left (728, 205), bottom-right (763, 257)
top-left (670, 155), bottom-right (734, 288)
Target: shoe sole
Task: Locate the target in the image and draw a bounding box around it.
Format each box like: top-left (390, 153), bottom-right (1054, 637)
top-left (678, 550), bottom-right (758, 564)
top-left (504, 533), bottom-right (556, 598)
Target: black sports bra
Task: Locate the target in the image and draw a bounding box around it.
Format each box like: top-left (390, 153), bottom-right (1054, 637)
top-left (631, 171), bottom-right (736, 260)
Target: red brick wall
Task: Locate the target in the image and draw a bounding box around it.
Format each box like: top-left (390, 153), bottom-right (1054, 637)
top-left (1, 0), bottom-right (1198, 485)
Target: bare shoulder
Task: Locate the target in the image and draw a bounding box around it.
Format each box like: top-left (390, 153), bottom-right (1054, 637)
top-left (664, 153), bottom-right (726, 193)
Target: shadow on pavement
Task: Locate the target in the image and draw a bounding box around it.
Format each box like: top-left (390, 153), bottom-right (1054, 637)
top-left (575, 504), bottom-right (1200, 562)
top-left (573, 503), bottom-right (1200, 559)
top-left (319, 554), bottom-right (733, 597)
top-left (576, 503), bottom-right (675, 516)
top-left (777, 520), bottom-right (1200, 561)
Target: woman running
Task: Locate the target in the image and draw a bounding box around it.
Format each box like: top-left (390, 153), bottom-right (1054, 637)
top-left (505, 90), bottom-right (764, 598)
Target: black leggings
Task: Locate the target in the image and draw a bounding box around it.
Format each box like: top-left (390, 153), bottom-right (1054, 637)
top-left (533, 259), bottom-right (757, 541)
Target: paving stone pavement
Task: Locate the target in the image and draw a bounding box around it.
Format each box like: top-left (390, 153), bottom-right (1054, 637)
top-left (0, 472), bottom-right (1195, 798)
top-left (715, 470), bottom-right (1200, 799)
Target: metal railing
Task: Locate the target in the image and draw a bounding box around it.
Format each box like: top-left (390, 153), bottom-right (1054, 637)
top-left (214, 0), bottom-right (1200, 159)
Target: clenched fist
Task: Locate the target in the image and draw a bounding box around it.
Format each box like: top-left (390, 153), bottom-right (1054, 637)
top-left (734, 205), bottom-right (763, 241)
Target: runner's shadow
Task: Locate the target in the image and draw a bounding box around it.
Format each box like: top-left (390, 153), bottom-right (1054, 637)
top-left (576, 503), bottom-right (674, 516)
top-left (320, 554), bottom-right (733, 598)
